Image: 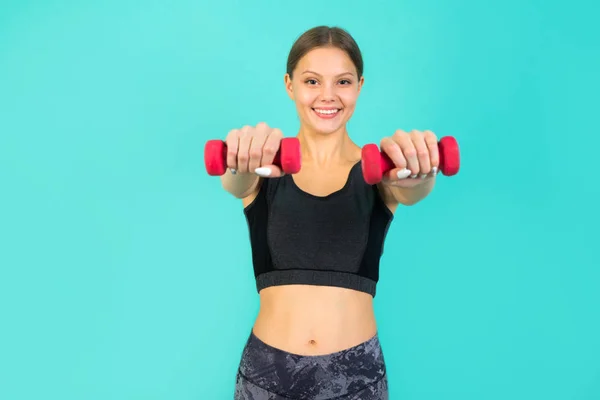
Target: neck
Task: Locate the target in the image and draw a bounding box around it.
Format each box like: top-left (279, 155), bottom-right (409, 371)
top-left (296, 125), bottom-right (353, 167)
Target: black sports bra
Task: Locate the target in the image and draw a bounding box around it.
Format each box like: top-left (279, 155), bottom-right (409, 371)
top-left (243, 161), bottom-right (394, 297)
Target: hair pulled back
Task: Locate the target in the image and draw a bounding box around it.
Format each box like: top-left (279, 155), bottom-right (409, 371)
top-left (286, 26), bottom-right (363, 79)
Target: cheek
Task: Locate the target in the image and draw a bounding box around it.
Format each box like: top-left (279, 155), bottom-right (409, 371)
top-left (340, 93), bottom-right (358, 108)
top-left (296, 90), bottom-right (317, 106)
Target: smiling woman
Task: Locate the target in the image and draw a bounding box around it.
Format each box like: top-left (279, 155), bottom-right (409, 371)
top-left (219, 25), bottom-right (439, 400)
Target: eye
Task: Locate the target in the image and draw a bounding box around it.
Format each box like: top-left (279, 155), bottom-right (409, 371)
top-left (339, 79), bottom-right (352, 85)
top-left (305, 79), bottom-right (318, 85)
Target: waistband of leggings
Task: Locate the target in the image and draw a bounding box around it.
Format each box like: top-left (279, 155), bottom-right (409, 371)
top-left (246, 329), bottom-right (381, 359)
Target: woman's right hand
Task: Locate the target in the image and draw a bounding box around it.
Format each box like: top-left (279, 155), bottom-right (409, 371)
top-left (225, 122), bottom-right (285, 178)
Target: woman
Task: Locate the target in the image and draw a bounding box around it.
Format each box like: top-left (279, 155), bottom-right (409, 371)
top-left (222, 26), bottom-right (439, 400)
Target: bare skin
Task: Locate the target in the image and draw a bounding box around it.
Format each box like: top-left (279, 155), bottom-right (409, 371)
top-left (253, 286), bottom-right (378, 355)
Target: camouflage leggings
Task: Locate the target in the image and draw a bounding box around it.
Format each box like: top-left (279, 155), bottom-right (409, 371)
top-left (234, 332), bottom-right (388, 399)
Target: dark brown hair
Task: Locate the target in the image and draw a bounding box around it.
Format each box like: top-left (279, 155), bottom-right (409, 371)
top-left (286, 26), bottom-right (364, 79)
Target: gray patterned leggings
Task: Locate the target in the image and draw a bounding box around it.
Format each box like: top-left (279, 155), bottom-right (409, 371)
top-left (234, 331), bottom-right (388, 399)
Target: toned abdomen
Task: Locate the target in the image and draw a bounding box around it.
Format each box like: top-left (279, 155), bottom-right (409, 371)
top-left (252, 284), bottom-right (378, 356)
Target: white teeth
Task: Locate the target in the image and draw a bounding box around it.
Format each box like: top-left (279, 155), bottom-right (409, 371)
top-left (314, 108), bottom-right (339, 115)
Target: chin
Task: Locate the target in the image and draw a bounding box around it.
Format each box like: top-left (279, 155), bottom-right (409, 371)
top-left (303, 120), bottom-right (344, 136)
top-left (303, 108), bottom-right (351, 135)
top-left (315, 125), bottom-right (344, 135)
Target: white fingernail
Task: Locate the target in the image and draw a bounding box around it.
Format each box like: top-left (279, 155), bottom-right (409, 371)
top-left (419, 173), bottom-right (428, 179)
top-left (255, 167), bottom-right (272, 177)
top-left (432, 166), bottom-right (438, 176)
top-left (410, 174), bottom-right (418, 179)
top-left (397, 169), bottom-right (411, 179)
top-left (230, 168), bottom-right (237, 175)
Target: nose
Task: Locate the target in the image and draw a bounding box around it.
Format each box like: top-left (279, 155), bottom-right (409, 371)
top-left (319, 82), bottom-right (336, 102)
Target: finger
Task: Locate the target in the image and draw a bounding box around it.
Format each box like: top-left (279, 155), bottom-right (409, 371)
top-left (225, 129), bottom-right (240, 171)
top-left (256, 128), bottom-right (284, 177)
top-left (396, 130), bottom-right (419, 177)
top-left (237, 125), bottom-right (252, 174)
top-left (248, 124), bottom-right (269, 173)
top-left (412, 130), bottom-right (431, 178)
top-left (380, 136), bottom-right (410, 181)
top-left (261, 128), bottom-right (282, 166)
top-left (424, 130), bottom-right (439, 176)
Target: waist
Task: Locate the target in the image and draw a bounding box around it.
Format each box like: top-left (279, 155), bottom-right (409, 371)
top-left (252, 285), bottom-right (377, 356)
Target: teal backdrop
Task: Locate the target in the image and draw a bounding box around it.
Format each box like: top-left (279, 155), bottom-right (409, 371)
top-left (1, 0), bottom-right (598, 399)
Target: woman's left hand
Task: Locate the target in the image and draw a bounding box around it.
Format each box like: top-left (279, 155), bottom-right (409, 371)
top-left (379, 129), bottom-right (439, 188)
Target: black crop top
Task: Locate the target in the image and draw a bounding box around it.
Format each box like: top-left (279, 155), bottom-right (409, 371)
top-left (243, 161), bottom-right (394, 297)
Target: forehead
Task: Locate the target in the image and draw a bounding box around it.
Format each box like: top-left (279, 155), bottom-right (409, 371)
top-left (296, 47), bottom-right (356, 76)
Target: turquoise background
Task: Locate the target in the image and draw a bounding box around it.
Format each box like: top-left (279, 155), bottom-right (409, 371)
top-left (1, 0), bottom-right (598, 399)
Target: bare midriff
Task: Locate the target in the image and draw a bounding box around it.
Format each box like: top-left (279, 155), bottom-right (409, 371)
top-left (252, 284), bottom-right (377, 356)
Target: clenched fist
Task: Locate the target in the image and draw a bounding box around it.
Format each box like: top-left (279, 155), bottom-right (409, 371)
top-left (226, 122), bottom-right (285, 178)
top-left (379, 129), bottom-right (440, 188)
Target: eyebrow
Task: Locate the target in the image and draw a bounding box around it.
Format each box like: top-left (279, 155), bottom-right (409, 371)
top-left (301, 70), bottom-right (355, 77)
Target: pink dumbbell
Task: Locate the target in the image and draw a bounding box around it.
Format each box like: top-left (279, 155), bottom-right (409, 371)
top-left (204, 137), bottom-right (302, 176)
top-left (361, 136), bottom-right (460, 184)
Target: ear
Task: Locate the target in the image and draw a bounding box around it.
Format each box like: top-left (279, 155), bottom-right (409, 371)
top-left (357, 75), bottom-right (364, 93)
top-left (284, 73), bottom-right (294, 100)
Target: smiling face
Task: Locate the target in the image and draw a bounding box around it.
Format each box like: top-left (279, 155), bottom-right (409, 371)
top-left (284, 46), bottom-right (364, 136)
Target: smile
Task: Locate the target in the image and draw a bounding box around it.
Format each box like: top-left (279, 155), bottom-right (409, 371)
top-left (312, 108), bottom-right (341, 119)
